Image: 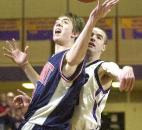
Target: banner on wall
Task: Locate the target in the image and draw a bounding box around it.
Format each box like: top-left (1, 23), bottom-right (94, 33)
top-left (84, 17), bottom-right (113, 40)
top-left (0, 17), bottom-right (113, 41)
top-left (26, 18), bottom-right (56, 41)
top-left (97, 18), bottom-right (113, 40)
top-left (121, 17), bottom-right (142, 39)
top-left (0, 19), bottom-right (20, 40)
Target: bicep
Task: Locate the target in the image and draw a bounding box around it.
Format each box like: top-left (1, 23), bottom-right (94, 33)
top-left (100, 62), bottom-right (121, 81)
top-left (60, 53), bottom-right (85, 82)
top-left (62, 60), bottom-right (78, 79)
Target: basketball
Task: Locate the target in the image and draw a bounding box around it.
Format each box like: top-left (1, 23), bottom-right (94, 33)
top-left (78, 0), bottom-right (96, 3)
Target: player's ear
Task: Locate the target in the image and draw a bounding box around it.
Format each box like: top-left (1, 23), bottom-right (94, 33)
top-left (71, 32), bottom-right (79, 39)
top-left (102, 44), bottom-right (106, 52)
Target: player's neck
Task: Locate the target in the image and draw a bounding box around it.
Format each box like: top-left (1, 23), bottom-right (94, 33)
top-left (87, 53), bottom-right (101, 64)
top-left (54, 44), bottom-right (71, 54)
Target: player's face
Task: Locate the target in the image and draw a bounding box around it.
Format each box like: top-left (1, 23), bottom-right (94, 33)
top-left (88, 27), bottom-right (106, 55)
top-left (53, 16), bottom-right (74, 45)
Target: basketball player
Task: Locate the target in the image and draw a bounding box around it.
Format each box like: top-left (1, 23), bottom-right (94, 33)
top-left (13, 27), bottom-right (135, 130)
top-left (3, 0), bottom-right (120, 129)
top-left (4, 13), bottom-right (86, 130)
top-left (71, 27), bottom-right (135, 130)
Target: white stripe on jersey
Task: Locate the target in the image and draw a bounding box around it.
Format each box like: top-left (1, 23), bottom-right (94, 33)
top-left (21, 122), bottom-right (35, 130)
top-left (71, 61), bottom-right (110, 130)
top-left (22, 79), bottom-right (73, 128)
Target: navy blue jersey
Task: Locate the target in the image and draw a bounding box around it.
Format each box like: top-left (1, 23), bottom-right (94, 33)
top-left (20, 50), bottom-right (86, 130)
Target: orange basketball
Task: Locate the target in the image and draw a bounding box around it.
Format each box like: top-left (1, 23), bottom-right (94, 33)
top-left (78, 0), bottom-right (96, 3)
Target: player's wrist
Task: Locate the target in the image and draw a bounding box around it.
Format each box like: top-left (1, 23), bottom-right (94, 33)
top-left (19, 61), bottom-right (29, 69)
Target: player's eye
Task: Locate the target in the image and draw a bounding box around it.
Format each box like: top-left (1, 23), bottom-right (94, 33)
top-left (97, 35), bottom-right (102, 40)
top-left (63, 20), bottom-right (69, 24)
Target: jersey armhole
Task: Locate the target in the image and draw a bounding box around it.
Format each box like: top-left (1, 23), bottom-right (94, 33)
top-left (60, 52), bottom-right (86, 82)
top-left (94, 62), bottom-right (111, 94)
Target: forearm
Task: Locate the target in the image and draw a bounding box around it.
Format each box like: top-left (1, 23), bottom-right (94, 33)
top-left (66, 19), bottom-right (95, 65)
top-left (21, 62), bottom-right (40, 86)
top-left (101, 62), bottom-right (121, 81)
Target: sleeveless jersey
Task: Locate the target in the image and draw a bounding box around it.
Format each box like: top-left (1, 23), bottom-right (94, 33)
top-left (20, 50), bottom-right (86, 130)
top-left (71, 60), bottom-right (110, 130)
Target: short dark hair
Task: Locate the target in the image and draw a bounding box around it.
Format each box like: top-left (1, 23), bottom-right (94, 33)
top-left (64, 12), bottom-right (85, 34)
top-left (103, 31), bottom-right (108, 45)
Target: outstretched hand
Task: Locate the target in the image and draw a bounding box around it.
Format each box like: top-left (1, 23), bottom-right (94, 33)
top-left (119, 66), bottom-right (135, 92)
top-left (3, 39), bottom-right (29, 67)
top-left (13, 89), bottom-right (31, 110)
top-left (89, 0), bottom-right (119, 26)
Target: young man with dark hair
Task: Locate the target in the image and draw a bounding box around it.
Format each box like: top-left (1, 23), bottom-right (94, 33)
top-left (4, 13), bottom-right (86, 130)
top-left (71, 27), bottom-right (135, 130)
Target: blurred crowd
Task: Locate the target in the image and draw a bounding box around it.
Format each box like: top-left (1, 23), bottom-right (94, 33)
top-left (0, 92), bottom-right (24, 130)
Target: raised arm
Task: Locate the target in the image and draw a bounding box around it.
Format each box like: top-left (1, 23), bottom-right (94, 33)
top-left (63, 0), bottom-right (119, 77)
top-left (99, 62), bottom-right (135, 92)
top-left (3, 39), bottom-right (39, 86)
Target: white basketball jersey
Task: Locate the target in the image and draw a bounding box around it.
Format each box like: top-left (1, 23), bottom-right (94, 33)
top-left (71, 60), bottom-right (110, 130)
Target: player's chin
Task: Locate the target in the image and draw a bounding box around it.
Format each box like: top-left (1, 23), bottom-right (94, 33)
top-left (53, 37), bottom-right (60, 42)
top-left (53, 38), bottom-right (65, 46)
top-left (86, 48), bottom-right (93, 55)
top-left (87, 46), bottom-right (95, 52)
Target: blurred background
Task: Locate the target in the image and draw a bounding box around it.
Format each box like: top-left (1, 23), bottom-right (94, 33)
top-left (0, 0), bottom-right (142, 130)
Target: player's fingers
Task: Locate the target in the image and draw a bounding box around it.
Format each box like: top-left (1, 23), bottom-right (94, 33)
top-left (5, 40), bottom-right (15, 51)
top-left (126, 72), bottom-right (135, 92)
top-left (102, 0), bottom-right (111, 6)
top-left (103, 0), bottom-right (119, 11)
top-left (130, 78), bottom-right (135, 91)
top-left (3, 53), bottom-right (14, 59)
top-left (119, 77), bottom-right (127, 91)
top-left (17, 89), bottom-right (27, 96)
top-left (106, 0), bottom-right (119, 5)
top-left (125, 70), bottom-right (135, 92)
top-left (125, 79), bottom-right (132, 92)
top-left (7, 40), bottom-right (16, 50)
top-left (11, 38), bottom-right (17, 49)
top-left (13, 95), bottom-right (23, 102)
top-left (103, 0), bottom-right (119, 9)
top-left (107, 0), bottom-right (119, 9)
top-left (130, 73), bottom-right (135, 91)
top-left (24, 46), bottom-right (29, 54)
top-left (3, 47), bottom-right (12, 55)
